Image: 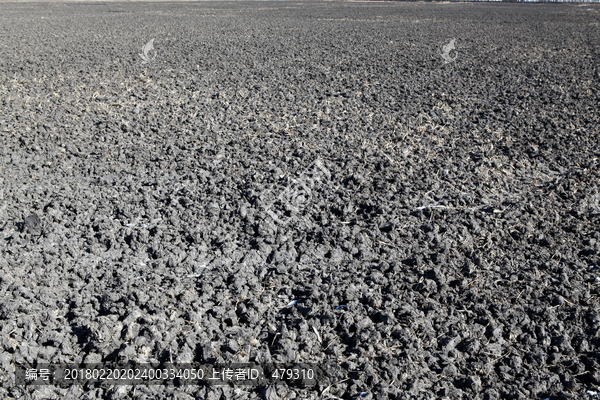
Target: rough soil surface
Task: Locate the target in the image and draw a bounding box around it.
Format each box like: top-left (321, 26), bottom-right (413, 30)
top-left (1, 1), bottom-right (600, 399)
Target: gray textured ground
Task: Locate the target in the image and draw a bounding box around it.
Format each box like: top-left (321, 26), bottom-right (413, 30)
top-left (1, 1), bottom-right (599, 399)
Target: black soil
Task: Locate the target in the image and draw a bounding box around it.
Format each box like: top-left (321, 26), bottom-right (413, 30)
top-left (1, 1), bottom-right (599, 399)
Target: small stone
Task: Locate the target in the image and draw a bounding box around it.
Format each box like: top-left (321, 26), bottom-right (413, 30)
top-left (24, 213), bottom-right (41, 234)
top-left (466, 375), bottom-right (482, 390)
